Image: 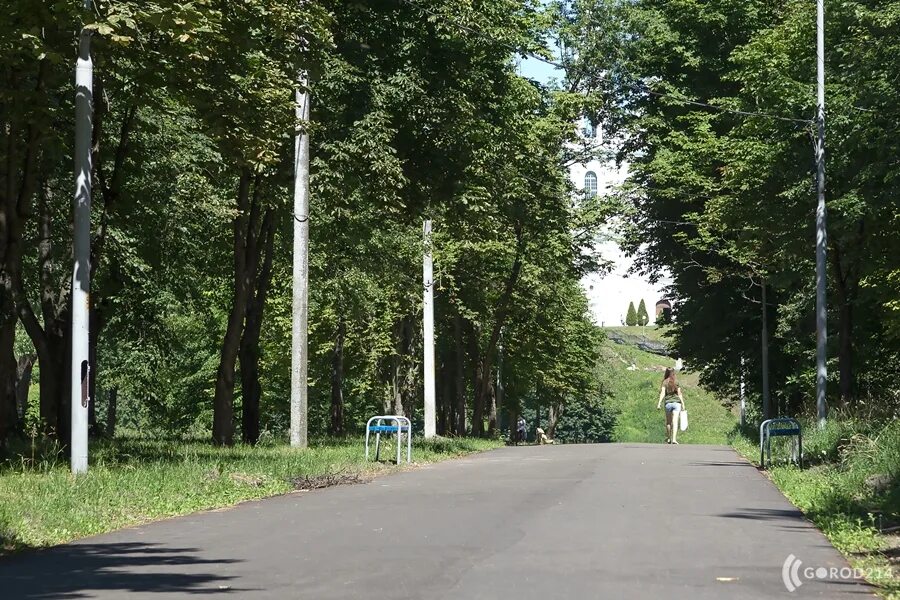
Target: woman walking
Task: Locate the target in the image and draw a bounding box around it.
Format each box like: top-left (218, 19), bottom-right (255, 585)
top-left (656, 367), bottom-right (686, 444)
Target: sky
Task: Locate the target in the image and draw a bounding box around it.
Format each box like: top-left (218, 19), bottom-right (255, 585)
top-left (518, 55), bottom-right (562, 85)
top-left (518, 56), bottom-right (672, 326)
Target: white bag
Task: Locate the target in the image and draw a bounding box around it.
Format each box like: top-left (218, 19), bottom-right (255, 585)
top-left (679, 410), bottom-right (688, 431)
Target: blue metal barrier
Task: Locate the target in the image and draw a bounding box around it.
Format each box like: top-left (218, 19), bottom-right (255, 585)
top-left (365, 416), bottom-right (412, 465)
top-left (759, 418), bottom-right (802, 468)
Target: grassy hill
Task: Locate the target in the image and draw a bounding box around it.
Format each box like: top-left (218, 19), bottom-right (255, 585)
top-left (600, 328), bottom-right (737, 445)
top-left (604, 325), bottom-right (672, 344)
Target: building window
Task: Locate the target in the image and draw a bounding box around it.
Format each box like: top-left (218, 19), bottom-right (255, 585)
top-left (583, 121), bottom-right (595, 138)
top-left (584, 171), bottom-right (598, 198)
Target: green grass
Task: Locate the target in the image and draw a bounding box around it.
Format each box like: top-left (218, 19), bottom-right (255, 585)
top-left (733, 419), bottom-right (900, 599)
top-left (601, 339), bottom-right (737, 444)
top-left (604, 325), bottom-right (672, 344)
top-left (0, 435), bottom-right (502, 554)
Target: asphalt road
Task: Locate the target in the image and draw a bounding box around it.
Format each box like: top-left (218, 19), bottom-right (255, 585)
top-left (0, 444), bottom-right (876, 599)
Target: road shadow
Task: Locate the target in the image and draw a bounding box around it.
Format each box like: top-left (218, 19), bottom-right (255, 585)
top-left (0, 541), bottom-right (243, 598)
top-left (688, 461), bottom-right (755, 468)
top-left (718, 507), bottom-right (805, 521)
top-left (715, 507), bottom-right (821, 534)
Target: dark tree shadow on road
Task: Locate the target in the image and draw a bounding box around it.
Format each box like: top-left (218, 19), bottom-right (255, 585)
top-left (718, 507), bottom-right (806, 521)
top-left (689, 461), bottom-right (756, 468)
top-left (717, 507), bottom-right (824, 534)
top-left (0, 541), bottom-right (244, 598)
top-left (718, 507), bottom-right (823, 529)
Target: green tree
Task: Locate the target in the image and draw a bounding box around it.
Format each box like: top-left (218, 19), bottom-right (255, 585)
top-left (563, 0), bottom-right (900, 418)
top-left (1, 0), bottom-right (616, 452)
top-left (637, 299), bottom-right (649, 326)
top-left (626, 302), bottom-right (638, 326)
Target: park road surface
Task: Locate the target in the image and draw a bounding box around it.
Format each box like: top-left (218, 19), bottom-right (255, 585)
top-left (0, 443), bottom-right (876, 599)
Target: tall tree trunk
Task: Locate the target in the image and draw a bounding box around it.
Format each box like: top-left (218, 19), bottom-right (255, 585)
top-left (760, 279), bottom-right (771, 421)
top-left (470, 323), bottom-right (485, 437)
top-left (39, 332), bottom-right (68, 438)
top-left (548, 402), bottom-right (562, 438)
top-left (389, 315), bottom-right (418, 418)
top-left (35, 340), bottom-right (56, 435)
top-left (510, 403), bottom-right (520, 445)
top-left (38, 176), bottom-right (65, 435)
top-left (496, 352), bottom-right (505, 435)
top-left (87, 304), bottom-right (108, 439)
top-left (17, 288), bottom-right (68, 441)
top-left (330, 318), bottom-right (345, 436)
top-left (1, 64), bottom-right (48, 444)
top-left (837, 300), bottom-right (852, 409)
top-left (88, 370), bottom-right (98, 438)
top-left (15, 171), bottom-right (70, 439)
top-left (391, 320), bottom-right (404, 417)
top-left (0, 317), bottom-right (17, 444)
top-left (105, 387), bottom-right (117, 438)
top-left (15, 354), bottom-right (35, 426)
top-left (474, 226), bottom-right (525, 437)
top-left (382, 382), bottom-right (392, 416)
top-left (831, 243), bottom-right (857, 410)
top-left (401, 315), bottom-right (418, 421)
top-left (445, 357), bottom-right (455, 436)
top-left (1, 295), bottom-right (21, 446)
top-left (453, 311), bottom-right (467, 436)
top-left (214, 170), bottom-right (256, 446)
top-left (438, 356), bottom-right (450, 436)
top-left (239, 209), bottom-right (275, 445)
top-left (88, 307), bottom-right (101, 439)
top-left (488, 378), bottom-right (497, 436)
top-left (28, 328), bottom-right (69, 446)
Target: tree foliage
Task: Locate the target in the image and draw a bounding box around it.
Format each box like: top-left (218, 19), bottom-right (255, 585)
top-left (636, 299), bottom-right (649, 327)
top-left (1, 0), bottom-right (612, 449)
top-left (562, 0), bottom-right (900, 420)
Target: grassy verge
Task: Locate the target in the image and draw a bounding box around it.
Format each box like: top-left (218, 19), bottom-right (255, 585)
top-left (733, 419), bottom-right (900, 599)
top-left (601, 339), bottom-right (737, 444)
top-left (0, 435), bottom-right (502, 555)
top-left (603, 325), bottom-right (671, 344)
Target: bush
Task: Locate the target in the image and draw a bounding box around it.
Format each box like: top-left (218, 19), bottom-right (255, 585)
top-left (554, 395), bottom-right (616, 443)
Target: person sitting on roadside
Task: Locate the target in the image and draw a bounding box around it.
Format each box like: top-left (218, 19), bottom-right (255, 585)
top-left (536, 427), bottom-right (554, 445)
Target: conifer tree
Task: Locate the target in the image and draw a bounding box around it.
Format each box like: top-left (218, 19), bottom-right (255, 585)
top-left (626, 302), bottom-right (638, 326)
top-left (637, 299), bottom-right (649, 326)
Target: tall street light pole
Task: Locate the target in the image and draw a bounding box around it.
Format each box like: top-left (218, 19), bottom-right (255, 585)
top-left (290, 74), bottom-right (310, 448)
top-left (815, 0), bottom-right (828, 429)
top-left (739, 357), bottom-right (746, 428)
top-left (761, 279), bottom-right (771, 420)
top-left (497, 329), bottom-right (504, 432)
top-left (71, 2), bottom-right (93, 474)
top-left (422, 219), bottom-right (436, 438)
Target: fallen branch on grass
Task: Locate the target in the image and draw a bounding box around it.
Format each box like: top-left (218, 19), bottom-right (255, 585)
top-left (286, 471), bottom-right (367, 491)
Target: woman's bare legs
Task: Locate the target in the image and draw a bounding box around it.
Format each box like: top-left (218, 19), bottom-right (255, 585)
top-left (671, 409), bottom-right (680, 444)
top-left (665, 410), bottom-right (672, 443)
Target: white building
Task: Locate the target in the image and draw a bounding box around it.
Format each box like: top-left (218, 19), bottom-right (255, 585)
top-left (567, 119), bottom-right (627, 199)
top-left (569, 118), bottom-right (670, 327)
top-left (514, 53), bottom-right (671, 326)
